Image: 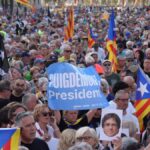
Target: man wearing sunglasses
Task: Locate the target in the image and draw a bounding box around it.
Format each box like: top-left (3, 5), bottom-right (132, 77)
top-left (102, 59), bottom-right (120, 89)
top-left (58, 44), bottom-right (72, 62)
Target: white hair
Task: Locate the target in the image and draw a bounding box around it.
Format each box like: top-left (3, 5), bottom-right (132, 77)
top-left (60, 44), bottom-right (71, 54)
top-left (38, 77), bottom-right (48, 87)
top-left (75, 127), bottom-right (98, 143)
top-left (68, 142), bottom-right (92, 150)
top-left (85, 53), bottom-right (95, 65)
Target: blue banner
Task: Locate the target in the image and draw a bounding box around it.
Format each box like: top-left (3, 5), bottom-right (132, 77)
top-left (46, 63), bottom-right (109, 110)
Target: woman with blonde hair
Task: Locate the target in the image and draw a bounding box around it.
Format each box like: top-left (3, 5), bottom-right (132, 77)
top-left (122, 121), bottom-right (138, 140)
top-left (57, 129), bottom-right (76, 150)
top-left (33, 104), bottom-right (60, 148)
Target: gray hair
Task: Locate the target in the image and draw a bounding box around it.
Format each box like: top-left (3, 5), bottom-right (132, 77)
top-left (15, 111), bottom-right (33, 127)
top-left (22, 93), bottom-right (36, 105)
top-left (122, 121), bottom-right (137, 137)
top-left (68, 142), bottom-right (92, 150)
top-left (75, 127), bottom-right (98, 144)
top-left (121, 137), bottom-right (138, 150)
top-left (0, 80), bottom-right (10, 92)
top-left (115, 90), bottom-right (129, 100)
top-left (38, 77), bottom-right (48, 87)
top-left (100, 78), bottom-right (109, 94)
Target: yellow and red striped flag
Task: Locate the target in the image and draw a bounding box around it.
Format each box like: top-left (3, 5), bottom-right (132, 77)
top-left (16, 0), bottom-right (33, 9)
top-left (88, 28), bottom-right (95, 48)
top-left (64, 7), bottom-right (74, 42)
top-left (106, 10), bottom-right (117, 72)
top-left (135, 67), bottom-right (150, 131)
top-left (134, 99), bottom-right (150, 131)
top-left (0, 128), bottom-right (20, 150)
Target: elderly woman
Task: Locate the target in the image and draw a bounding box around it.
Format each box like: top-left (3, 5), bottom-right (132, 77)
top-left (75, 127), bottom-right (100, 150)
top-left (57, 129), bottom-right (76, 150)
top-left (33, 104), bottom-right (60, 144)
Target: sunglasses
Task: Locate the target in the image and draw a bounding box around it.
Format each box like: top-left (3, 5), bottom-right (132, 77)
top-left (65, 50), bottom-right (71, 53)
top-left (42, 112), bottom-right (53, 117)
top-left (103, 63), bottom-right (111, 67)
top-left (127, 59), bottom-right (134, 62)
top-left (42, 91), bottom-right (47, 94)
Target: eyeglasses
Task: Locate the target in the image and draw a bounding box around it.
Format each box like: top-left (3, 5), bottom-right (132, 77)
top-left (77, 136), bottom-right (92, 141)
top-left (127, 59), bottom-right (134, 62)
top-left (103, 63), bottom-right (111, 67)
top-left (118, 98), bottom-right (129, 101)
top-left (41, 112), bottom-right (52, 117)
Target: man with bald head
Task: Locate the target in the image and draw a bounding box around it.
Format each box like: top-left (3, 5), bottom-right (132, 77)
top-left (143, 58), bottom-right (150, 78)
top-left (123, 75), bottom-right (136, 101)
top-left (145, 48), bottom-right (150, 59)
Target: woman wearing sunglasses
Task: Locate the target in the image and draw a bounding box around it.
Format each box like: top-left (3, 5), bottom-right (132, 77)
top-left (33, 104), bottom-right (60, 146)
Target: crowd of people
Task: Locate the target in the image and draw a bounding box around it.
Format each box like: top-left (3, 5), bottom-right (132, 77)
top-left (0, 4), bottom-right (150, 150)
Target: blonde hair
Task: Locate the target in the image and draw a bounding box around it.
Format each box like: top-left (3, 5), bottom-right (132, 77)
top-left (57, 129), bottom-right (76, 150)
top-left (33, 104), bottom-right (49, 121)
top-left (122, 121), bottom-right (137, 137)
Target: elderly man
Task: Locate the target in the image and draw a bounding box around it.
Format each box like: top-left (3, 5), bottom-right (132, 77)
top-left (143, 58), bottom-right (150, 78)
top-left (15, 112), bottom-right (49, 150)
top-left (58, 44), bottom-right (72, 62)
top-left (22, 93), bottom-right (38, 112)
top-left (114, 90), bottom-right (140, 140)
top-left (123, 75), bottom-right (136, 101)
top-left (145, 48), bottom-right (150, 59)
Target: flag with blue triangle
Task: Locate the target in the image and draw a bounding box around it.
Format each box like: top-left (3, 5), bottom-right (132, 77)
top-left (136, 67), bottom-right (150, 100)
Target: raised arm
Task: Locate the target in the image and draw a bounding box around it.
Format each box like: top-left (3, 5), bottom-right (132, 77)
top-left (86, 109), bottom-right (97, 123)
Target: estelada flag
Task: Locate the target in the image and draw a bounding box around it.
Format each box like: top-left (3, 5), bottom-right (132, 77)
top-left (134, 67), bottom-right (150, 131)
top-left (0, 128), bottom-right (20, 150)
top-left (88, 27), bottom-right (95, 48)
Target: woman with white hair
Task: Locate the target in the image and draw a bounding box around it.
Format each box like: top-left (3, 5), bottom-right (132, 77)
top-left (75, 127), bottom-right (100, 150)
top-left (68, 142), bottom-right (93, 150)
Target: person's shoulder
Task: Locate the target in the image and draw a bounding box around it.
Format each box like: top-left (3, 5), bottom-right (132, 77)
top-left (33, 138), bottom-right (45, 142)
top-left (33, 138), bottom-right (49, 149)
top-left (123, 113), bottom-right (138, 121)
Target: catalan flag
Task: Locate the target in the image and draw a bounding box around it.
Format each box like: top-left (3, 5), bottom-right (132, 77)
top-left (135, 67), bottom-right (150, 131)
top-left (64, 7), bottom-right (74, 42)
top-left (16, 0), bottom-right (33, 9)
top-left (88, 26), bottom-right (96, 48)
top-left (0, 128), bottom-right (20, 150)
top-left (106, 10), bottom-right (117, 72)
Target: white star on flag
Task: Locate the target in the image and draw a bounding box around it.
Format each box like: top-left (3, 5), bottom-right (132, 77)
top-left (137, 82), bottom-right (149, 97)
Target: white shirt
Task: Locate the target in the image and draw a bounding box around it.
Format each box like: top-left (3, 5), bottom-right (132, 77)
top-left (35, 122), bottom-right (57, 149)
top-left (108, 100), bottom-right (136, 114)
top-left (35, 122), bottom-right (54, 140)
